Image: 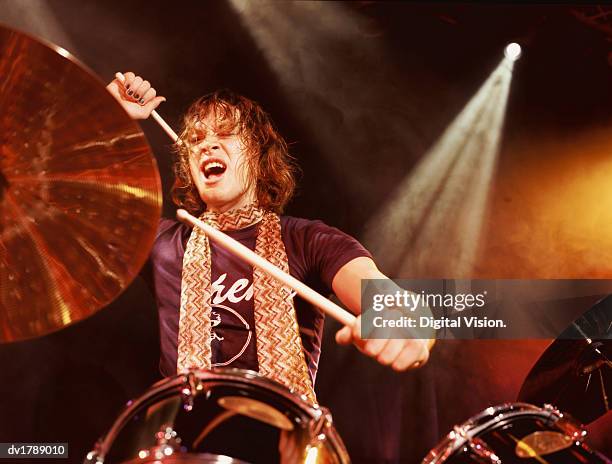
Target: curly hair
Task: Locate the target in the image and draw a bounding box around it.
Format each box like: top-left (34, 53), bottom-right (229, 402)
top-left (172, 90), bottom-right (297, 216)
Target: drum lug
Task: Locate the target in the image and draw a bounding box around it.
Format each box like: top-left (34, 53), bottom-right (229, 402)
top-left (136, 426), bottom-right (183, 461)
top-left (309, 408), bottom-right (334, 436)
top-left (83, 448), bottom-right (103, 464)
top-left (300, 392), bottom-right (320, 409)
top-left (304, 414), bottom-right (334, 463)
top-left (543, 403), bottom-right (561, 415)
top-left (544, 404), bottom-right (589, 443)
top-left (467, 437), bottom-right (501, 464)
top-left (156, 426), bottom-right (182, 448)
top-left (300, 409), bottom-right (335, 458)
top-left (451, 424), bottom-right (500, 463)
top-left (180, 371), bottom-right (201, 411)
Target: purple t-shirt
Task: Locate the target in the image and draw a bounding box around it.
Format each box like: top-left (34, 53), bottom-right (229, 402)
top-left (143, 216), bottom-right (371, 383)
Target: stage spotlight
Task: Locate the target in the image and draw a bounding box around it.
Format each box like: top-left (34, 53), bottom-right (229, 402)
top-left (504, 43), bottom-right (522, 61)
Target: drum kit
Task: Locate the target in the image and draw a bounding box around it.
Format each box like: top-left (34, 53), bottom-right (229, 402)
top-left (0, 25), bottom-right (610, 464)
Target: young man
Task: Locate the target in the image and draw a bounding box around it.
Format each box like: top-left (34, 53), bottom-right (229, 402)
top-left (107, 72), bottom-right (433, 403)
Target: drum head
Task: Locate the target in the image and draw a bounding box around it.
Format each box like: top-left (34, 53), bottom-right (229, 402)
top-left (95, 369), bottom-right (348, 464)
top-left (422, 403), bottom-right (608, 464)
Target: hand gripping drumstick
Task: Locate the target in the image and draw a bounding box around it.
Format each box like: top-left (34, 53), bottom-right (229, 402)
top-left (117, 76), bottom-right (358, 327)
top-left (115, 72), bottom-right (179, 141)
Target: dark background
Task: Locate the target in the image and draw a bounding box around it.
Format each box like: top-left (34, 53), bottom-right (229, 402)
top-left (0, 2), bottom-right (611, 463)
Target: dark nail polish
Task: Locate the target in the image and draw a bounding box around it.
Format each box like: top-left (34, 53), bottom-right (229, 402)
top-left (138, 98), bottom-right (145, 105)
top-left (125, 84), bottom-right (130, 90)
top-left (127, 90), bottom-right (133, 96)
top-left (134, 93), bottom-right (140, 99)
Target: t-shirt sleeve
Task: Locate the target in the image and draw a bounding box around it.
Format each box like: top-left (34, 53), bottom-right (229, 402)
top-left (286, 218), bottom-right (373, 292)
top-left (139, 217), bottom-right (179, 290)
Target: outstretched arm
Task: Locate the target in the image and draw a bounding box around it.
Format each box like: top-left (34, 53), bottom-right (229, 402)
top-left (332, 256), bottom-right (435, 371)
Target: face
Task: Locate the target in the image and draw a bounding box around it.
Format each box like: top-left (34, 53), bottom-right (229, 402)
top-left (187, 113), bottom-right (256, 213)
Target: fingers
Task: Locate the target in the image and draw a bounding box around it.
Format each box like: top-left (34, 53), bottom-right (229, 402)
top-left (362, 338), bottom-right (430, 371)
top-left (122, 72), bottom-right (135, 91)
top-left (335, 316), bottom-right (360, 345)
top-left (335, 325), bottom-right (352, 345)
top-left (418, 340), bottom-right (431, 365)
top-left (362, 338), bottom-right (388, 357)
top-left (143, 96), bottom-right (167, 112)
top-left (119, 72), bottom-right (143, 98)
top-left (114, 72), bottom-right (165, 108)
top-left (375, 338), bottom-right (404, 366)
top-left (391, 340), bottom-right (430, 372)
top-left (129, 76), bottom-right (143, 98)
top-left (141, 87), bottom-right (156, 104)
top-left (356, 329), bottom-right (431, 371)
top-left (133, 80), bottom-right (150, 102)
top-left (336, 314), bottom-right (433, 372)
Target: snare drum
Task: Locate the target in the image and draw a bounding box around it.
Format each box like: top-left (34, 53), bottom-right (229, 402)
top-left (422, 403), bottom-right (610, 463)
top-left (85, 368), bottom-right (349, 464)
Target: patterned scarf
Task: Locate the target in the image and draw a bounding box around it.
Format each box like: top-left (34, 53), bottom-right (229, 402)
top-left (177, 203), bottom-right (316, 403)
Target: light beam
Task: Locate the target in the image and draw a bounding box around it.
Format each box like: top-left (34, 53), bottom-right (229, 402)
top-left (363, 54), bottom-right (516, 277)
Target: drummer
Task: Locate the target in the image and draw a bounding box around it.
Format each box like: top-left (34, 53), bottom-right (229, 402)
top-left (107, 73), bottom-right (434, 402)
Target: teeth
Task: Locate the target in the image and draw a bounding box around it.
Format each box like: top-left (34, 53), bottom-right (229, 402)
top-left (203, 160), bottom-right (227, 178)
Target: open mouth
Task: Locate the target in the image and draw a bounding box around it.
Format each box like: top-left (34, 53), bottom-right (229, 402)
top-left (201, 158), bottom-right (227, 180)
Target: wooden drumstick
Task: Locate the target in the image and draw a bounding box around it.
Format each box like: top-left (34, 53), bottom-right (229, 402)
top-left (177, 209), bottom-right (357, 327)
top-left (114, 76), bottom-right (358, 327)
top-left (115, 72), bottom-right (179, 142)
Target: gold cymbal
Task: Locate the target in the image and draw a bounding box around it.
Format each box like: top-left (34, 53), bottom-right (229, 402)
top-left (0, 25), bottom-right (161, 342)
top-left (518, 295), bottom-right (611, 424)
